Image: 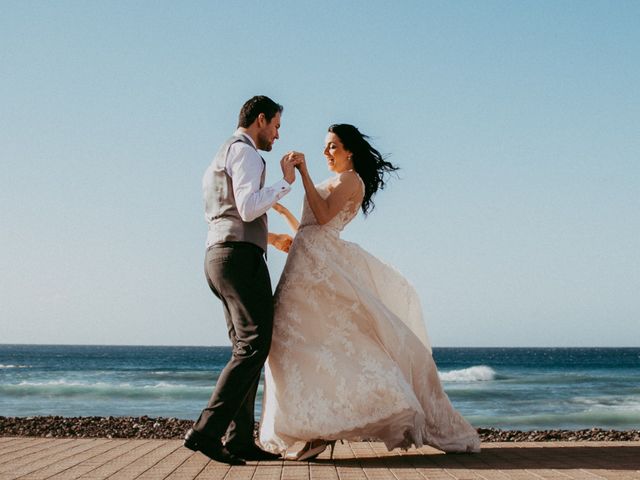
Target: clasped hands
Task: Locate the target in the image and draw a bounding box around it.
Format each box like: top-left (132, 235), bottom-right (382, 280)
top-left (268, 232), bottom-right (292, 253)
top-left (280, 151), bottom-right (307, 184)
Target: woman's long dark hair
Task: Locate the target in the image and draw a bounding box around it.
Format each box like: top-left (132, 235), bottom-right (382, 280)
top-left (328, 124), bottom-right (399, 215)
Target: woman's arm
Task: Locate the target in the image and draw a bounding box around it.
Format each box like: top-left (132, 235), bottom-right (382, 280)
top-left (272, 202), bottom-right (299, 233)
top-left (294, 153), bottom-right (361, 225)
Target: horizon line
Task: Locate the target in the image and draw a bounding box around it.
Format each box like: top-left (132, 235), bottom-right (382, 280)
top-left (1, 343), bottom-right (638, 349)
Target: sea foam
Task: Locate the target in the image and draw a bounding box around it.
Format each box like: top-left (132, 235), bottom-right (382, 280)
top-left (439, 365), bottom-right (496, 382)
top-left (1, 380), bottom-right (212, 400)
top-left (571, 396), bottom-right (640, 411)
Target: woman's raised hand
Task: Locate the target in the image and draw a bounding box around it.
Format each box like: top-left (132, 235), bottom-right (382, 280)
top-left (287, 151), bottom-right (307, 173)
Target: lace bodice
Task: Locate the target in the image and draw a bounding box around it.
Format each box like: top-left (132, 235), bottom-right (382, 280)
top-left (298, 174), bottom-right (364, 233)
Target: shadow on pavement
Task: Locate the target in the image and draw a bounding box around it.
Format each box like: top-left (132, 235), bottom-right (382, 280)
top-left (324, 445), bottom-right (640, 471)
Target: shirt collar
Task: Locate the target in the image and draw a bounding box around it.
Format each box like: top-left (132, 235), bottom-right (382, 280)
top-left (235, 129), bottom-right (257, 149)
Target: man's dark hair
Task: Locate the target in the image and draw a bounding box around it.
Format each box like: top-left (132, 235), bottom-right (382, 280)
top-left (237, 96), bottom-right (283, 128)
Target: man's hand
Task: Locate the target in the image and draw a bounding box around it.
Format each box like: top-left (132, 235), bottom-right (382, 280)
top-left (268, 232), bottom-right (293, 253)
top-left (281, 153), bottom-right (298, 184)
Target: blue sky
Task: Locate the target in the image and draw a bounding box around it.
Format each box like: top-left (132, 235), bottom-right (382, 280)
top-left (1, 1), bottom-right (638, 346)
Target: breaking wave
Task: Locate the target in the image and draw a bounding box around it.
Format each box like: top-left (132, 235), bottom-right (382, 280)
top-left (439, 365), bottom-right (497, 382)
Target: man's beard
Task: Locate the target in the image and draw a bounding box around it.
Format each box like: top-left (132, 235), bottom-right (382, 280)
top-left (256, 132), bottom-right (273, 151)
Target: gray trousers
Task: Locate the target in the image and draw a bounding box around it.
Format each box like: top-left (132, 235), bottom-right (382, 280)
top-left (193, 242), bottom-right (273, 449)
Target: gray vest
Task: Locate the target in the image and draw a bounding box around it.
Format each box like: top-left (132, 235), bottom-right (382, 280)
top-left (203, 135), bottom-right (268, 251)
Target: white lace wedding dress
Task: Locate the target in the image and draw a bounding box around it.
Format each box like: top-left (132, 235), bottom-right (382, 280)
top-left (259, 175), bottom-right (480, 453)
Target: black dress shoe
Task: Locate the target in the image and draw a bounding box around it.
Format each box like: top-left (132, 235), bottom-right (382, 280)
top-left (183, 428), bottom-right (246, 465)
top-left (227, 444), bottom-right (282, 461)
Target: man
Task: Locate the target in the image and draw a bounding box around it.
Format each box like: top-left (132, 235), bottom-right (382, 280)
top-left (184, 96), bottom-right (297, 465)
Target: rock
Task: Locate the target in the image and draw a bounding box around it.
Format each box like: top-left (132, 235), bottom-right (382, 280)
top-left (1, 416), bottom-right (639, 442)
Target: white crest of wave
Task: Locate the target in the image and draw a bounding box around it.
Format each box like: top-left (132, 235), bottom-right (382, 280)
top-left (572, 396), bottom-right (640, 411)
top-left (16, 380), bottom-right (132, 388)
top-left (11, 380), bottom-right (208, 391)
top-left (439, 365), bottom-right (496, 382)
top-left (0, 364), bottom-right (30, 369)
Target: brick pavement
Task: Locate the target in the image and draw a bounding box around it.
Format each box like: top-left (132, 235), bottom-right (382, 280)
top-left (0, 438), bottom-right (638, 480)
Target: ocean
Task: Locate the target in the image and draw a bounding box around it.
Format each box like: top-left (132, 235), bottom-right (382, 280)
top-left (1, 345), bottom-right (638, 430)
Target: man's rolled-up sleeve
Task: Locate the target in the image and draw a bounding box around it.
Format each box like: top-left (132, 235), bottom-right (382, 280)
top-left (229, 144), bottom-right (291, 222)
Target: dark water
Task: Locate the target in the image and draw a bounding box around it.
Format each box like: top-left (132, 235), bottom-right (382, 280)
top-left (1, 345), bottom-right (638, 430)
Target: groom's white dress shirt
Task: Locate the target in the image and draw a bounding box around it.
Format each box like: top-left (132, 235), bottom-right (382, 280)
top-left (223, 130), bottom-right (291, 222)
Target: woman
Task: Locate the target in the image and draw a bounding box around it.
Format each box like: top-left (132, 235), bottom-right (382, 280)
top-left (259, 124), bottom-right (480, 460)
